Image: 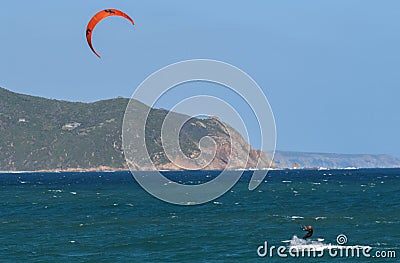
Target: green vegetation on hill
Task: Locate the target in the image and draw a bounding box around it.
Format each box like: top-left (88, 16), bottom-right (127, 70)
top-left (0, 88), bottom-right (130, 170)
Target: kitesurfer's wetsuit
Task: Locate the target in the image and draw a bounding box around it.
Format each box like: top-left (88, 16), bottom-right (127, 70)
top-left (302, 227), bottom-right (313, 240)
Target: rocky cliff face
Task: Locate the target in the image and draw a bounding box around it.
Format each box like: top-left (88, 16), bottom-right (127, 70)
top-left (145, 118), bottom-right (275, 171)
top-left (0, 87), bottom-right (274, 171)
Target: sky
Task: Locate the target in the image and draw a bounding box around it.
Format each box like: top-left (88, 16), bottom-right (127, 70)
top-left (1, 0), bottom-right (400, 157)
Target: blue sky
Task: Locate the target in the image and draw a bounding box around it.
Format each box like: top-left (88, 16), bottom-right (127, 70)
top-left (1, 1), bottom-right (400, 156)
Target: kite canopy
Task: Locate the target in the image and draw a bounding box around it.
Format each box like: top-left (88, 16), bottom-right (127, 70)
top-left (86, 9), bottom-right (135, 58)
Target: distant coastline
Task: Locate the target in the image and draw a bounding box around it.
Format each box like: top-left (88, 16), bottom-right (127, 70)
top-left (273, 151), bottom-right (400, 170)
top-left (1, 150), bottom-right (399, 173)
top-left (1, 166), bottom-right (399, 174)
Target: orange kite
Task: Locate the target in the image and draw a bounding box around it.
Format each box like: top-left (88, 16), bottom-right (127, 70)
top-left (86, 9), bottom-right (135, 58)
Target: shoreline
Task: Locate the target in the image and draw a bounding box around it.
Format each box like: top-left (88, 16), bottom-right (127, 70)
top-left (0, 167), bottom-right (398, 174)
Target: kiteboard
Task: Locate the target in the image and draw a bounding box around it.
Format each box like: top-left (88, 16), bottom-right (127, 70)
top-left (281, 238), bottom-right (324, 243)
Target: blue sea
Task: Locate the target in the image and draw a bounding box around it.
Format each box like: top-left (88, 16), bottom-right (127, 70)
top-left (0, 169), bottom-right (399, 262)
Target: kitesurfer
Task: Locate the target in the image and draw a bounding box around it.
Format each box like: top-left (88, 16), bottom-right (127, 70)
top-left (302, 225), bottom-right (313, 240)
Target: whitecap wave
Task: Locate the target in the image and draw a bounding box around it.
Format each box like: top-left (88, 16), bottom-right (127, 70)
top-left (290, 216), bottom-right (304, 219)
top-left (283, 236), bottom-right (371, 252)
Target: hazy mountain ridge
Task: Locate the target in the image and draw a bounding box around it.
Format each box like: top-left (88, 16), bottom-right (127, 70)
top-left (274, 151), bottom-right (400, 169)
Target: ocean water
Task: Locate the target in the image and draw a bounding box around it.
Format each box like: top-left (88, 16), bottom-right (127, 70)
top-left (0, 169), bottom-right (399, 262)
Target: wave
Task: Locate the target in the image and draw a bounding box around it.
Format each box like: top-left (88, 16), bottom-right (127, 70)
top-left (289, 216), bottom-right (304, 219)
top-left (283, 236), bottom-right (371, 251)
